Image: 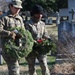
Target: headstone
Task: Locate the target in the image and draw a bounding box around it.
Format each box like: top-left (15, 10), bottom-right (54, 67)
top-left (59, 9), bottom-right (69, 17)
top-left (58, 21), bottom-right (72, 49)
top-left (48, 18), bottom-right (53, 25)
top-left (68, 0), bottom-right (75, 21)
top-left (71, 19), bottom-right (75, 37)
top-left (56, 21), bottom-right (73, 63)
top-left (69, 8), bottom-right (75, 20)
top-left (45, 17), bottom-right (48, 24)
top-left (59, 0), bottom-right (75, 22)
top-left (56, 12), bottom-right (60, 26)
top-left (57, 0), bottom-right (75, 64)
top-left (58, 21), bottom-right (72, 41)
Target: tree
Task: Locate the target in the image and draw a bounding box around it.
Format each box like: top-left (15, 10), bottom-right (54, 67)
top-left (56, 0), bottom-right (68, 10)
top-left (22, 0), bottom-right (68, 12)
top-left (22, 0), bottom-right (57, 12)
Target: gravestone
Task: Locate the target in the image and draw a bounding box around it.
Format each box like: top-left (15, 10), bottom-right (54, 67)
top-left (57, 0), bottom-right (75, 64)
top-left (58, 21), bottom-right (72, 53)
top-left (56, 21), bottom-right (75, 63)
top-left (56, 11), bottom-right (60, 26)
top-left (68, 0), bottom-right (75, 21)
top-left (48, 18), bottom-right (53, 25)
top-left (45, 17), bottom-right (48, 25)
top-left (59, 0), bottom-right (75, 22)
top-left (59, 9), bottom-right (69, 18)
top-left (69, 8), bottom-right (75, 20)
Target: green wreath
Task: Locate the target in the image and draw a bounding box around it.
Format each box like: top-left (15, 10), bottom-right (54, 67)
top-left (4, 27), bottom-right (34, 59)
top-left (33, 39), bottom-right (56, 55)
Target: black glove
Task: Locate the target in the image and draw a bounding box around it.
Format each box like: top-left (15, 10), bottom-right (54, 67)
top-left (14, 30), bottom-right (22, 38)
top-left (16, 33), bottom-right (22, 38)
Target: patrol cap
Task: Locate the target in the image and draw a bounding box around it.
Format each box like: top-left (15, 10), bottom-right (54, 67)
top-left (10, 0), bottom-right (22, 9)
top-left (31, 4), bottom-right (44, 16)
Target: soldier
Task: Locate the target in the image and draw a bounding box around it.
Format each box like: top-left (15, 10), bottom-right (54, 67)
top-left (0, 0), bottom-right (24, 75)
top-left (25, 4), bottom-right (51, 75)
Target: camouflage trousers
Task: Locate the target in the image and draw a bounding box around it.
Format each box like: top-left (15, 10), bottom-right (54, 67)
top-left (26, 51), bottom-right (50, 75)
top-left (2, 53), bottom-right (20, 75)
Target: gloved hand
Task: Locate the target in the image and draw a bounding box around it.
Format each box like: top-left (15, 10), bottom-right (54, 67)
top-left (10, 31), bottom-right (16, 40)
top-left (16, 33), bottom-right (22, 38)
top-left (14, 30), bottom-right (22, 38)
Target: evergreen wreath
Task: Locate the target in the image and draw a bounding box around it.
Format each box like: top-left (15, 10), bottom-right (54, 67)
top-left (4, 27), bottom-right (34, 59)
top-left (33, 39), bottom-right (56, 55)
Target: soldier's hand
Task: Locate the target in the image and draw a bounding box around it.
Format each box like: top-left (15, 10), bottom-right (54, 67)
top-left (13, 30), bottom-right (22, 38)
top-left (10, 31), bottom-right (16, 40)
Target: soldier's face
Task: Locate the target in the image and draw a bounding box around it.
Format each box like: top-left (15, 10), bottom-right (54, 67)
top-left (10, 5), bottom-right (21, 15)
top-left (34, 14), bottom-right (43, 20)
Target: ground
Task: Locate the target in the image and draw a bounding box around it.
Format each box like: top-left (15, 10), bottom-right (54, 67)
top-left (51, 62), bottom-right (75, 74)
top-left (0, 63), bottom-right (41, 75)
top-left (0, 64), bottom-right (27, 72)
top-left (1, 62), bottom-right (75, 75)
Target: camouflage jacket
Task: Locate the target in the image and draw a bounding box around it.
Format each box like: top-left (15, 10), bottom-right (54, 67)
top-left (25, 18), bottom-right (50, 41)
top-left (0, 10), bottom-right (25, 49)
top-left (25, 17), bottom-right (51, 54)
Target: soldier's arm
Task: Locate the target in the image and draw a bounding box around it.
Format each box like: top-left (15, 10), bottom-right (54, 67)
top-left (0, 18), bottom-right (11, 37)
top-left (42, 23), bottom-right (52, 41)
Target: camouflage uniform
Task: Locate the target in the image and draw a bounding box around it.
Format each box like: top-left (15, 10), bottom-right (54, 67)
top-left (25, 17), bottom-right (50, 75)
top-left (0, 0), bottom-right (24, 75)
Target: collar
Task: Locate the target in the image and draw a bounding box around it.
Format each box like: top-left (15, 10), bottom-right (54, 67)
top-left (7, 10), bottom-right (20, 19)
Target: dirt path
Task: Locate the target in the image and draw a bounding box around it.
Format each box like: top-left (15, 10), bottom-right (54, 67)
top-left (0, 64), bottom-right (41, 75)
top-left (0, 65), bottom-right (29, 75)
top-left (0, 64), bottom-right (40, 72)
top-left (0, 64), bottom-right (28, 72)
